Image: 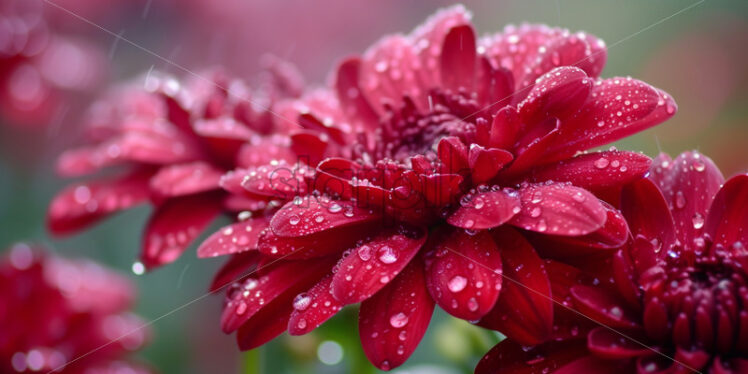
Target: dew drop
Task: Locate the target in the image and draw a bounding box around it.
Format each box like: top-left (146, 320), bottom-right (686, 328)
top-left (328, 204), bottom-right (342, 213)
top-left (389, 312), bottom-right (409, 328)
top-left (236, 301), bottom-right (247, 315)
top-left (692, 213), bottom-right (704, 229)
top-left (594, 157), bottom-right (609, 169)
top-left (674, 191), bottom-right (686, 209)
top-left (467, 297), bottom-right (479, 312)
top-left (293, 293), bottom-right (311, 311)
top-left (378, 246), bottom-right (397, 264)
top-left (289, 215), bottom-right (301, 225)
top-left (358, 245), bottom-right (372, 261)
top-left (448, 275), bottom-right (468, 292)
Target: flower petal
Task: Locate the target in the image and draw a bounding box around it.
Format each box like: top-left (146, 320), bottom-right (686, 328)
top-left (648, 151), bottom-right (725, 246)
top-left (570, 284), bottom-right (639, 329)
top-left (270, 196), bottom-right (380, 237)
top-left (475, 338), bottom-right (589, 374)
top-left (149, 161), bottom-right (223, 198)
top-left (235, 301), bottom-right (291, 351)
top-left (334, 58), bottom-right (378, 130)
top-left (288, 275), bottom-right (343, 335)
top-left (358, 258), bottom-right (434, 371)
top-left (141, 192), bottom-right (223, 269)
top-left (705, 174), bottom-right (748, 249)
top-left (544, 79), bottom-right (676, 161)
top-left (587, 327), bottom-right (651, 359)
top-left (440, 24), bottom-right (477, 92)
top-left (197, 218), bottom-right (269, 258)
top-left (518, 66), bottom-right (592, 124)
top-left (468, 145), bottom-right (513, 184)
top-left (621, 178), bottom-right (677, 257)
top-left (522, 151), bottom-right (651, 191)
top-left (48, 170), bottom-right (152, 235)
top-left (509, 183), bottom-right (606, 236)
top-left (221, 257), bottom-right (334, 333)
top-left (555, 355), bottom-right (632, 374)
top-left (424, 229), bottom-right (502, 320)
top-left (239, 162), bottom-right (312, 200)
top-left (331, 225), bottom-right (426, 304)
top-left (477, 227), bottom-right (553, 345)
top-left (258, 220), bottom-right (375, 259)
top-left (447, 188), bottom-right (520, 230)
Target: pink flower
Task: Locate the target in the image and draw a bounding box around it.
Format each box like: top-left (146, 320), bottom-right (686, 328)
top-left (476, 151), bottom-right (748, 373)
top-left (0, 244), bottom-right (151, 373)
top-left (48, 61), bottom-right (303, 269)
top-left (201, 6), bottom-right (677, 370)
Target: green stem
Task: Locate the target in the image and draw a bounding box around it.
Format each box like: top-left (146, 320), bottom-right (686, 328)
top-left (243, 348), bottom-right (262, 374)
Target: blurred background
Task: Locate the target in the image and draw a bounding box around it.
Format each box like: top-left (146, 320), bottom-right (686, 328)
top-left (1, 0), bottom-right (747, 373)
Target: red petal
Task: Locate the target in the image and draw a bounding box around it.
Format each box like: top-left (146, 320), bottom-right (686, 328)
top-left (221, 257), bottom-right (334, 333)
top-left (509, 183), bottom-right (606, 236)
top-left (555, 355), bottom-right (632, 374)
top-left (475, 338), bottom-right (589, 374)
top-left (621, 178), bottom-right (677, 258)
top-left (437, 136), bottom-right (469, 175)
top-left (488, 106), bottom-right (520, 149)
top-left (239, 162), bottom-right (311, 200)
top-left (360, 35), bottom-right (423, 113)
top-left (290, 131), bottom-right (328, 166)
top-left (705, 174), bottom-right (748, 250)
top-left (475, 57), bottom-right (514, 113)
top-left (478, 227), bottom-right (553, 345)
top-left (440, 24), bottom-right (477, 92)
top-left (331, 225), bottom-right (426, 304)
top-left (527, 201), bottom-right (629, 258)
top-left (358, 258), bottom-right (434, 371)
top-left (288, 275), bottom-right (343, 335)
top-left (523, 151), bottom-right (651, 191)
top-left (448, 188), bottom-right (520, 230)
top-left (210, 252), bottom-right (262, 292)
top-left (257, 220), bottom-right (376, 259)
top-left (48, 171), bottom-right (152, 235)
top-left (424, 229), bottom-right (502, 320)
top-left (468, 145), bottom-right (513, 184)
top-left (570, 285), bottom-right (639, 329)
top-left (197, 218), bottom-right (269, 258)
top-left (587, 327), bottom-right (651, 359)
top-left (334, 58), bottom-right (378, 129)
top-left (236, 305), bottom-right (291, 351)
top-left (270, 196), bottom-right (380, 237)
top-left (546, 79), bottom-right (676, 161)
top-left (650, 151), bottom-right (724, 245)
top-left (504, 117), bottom-right (560, 174)
top-left (420, 173), bottom-right (463, 208)
top-left (149, 161), bottom-right (223, 198)
top-left (236, 136), bottom-right (295, 169)
top-left (141, 192), bottom-right (223, 269)
top-left (518, 66), bottom-right (592, 124)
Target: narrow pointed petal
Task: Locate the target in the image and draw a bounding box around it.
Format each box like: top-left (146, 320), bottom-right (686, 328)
top-left (149, 161), bottom-right (223, 198)
top-left (468, 145), bottom-right (513, 184)
top-left (236, 302), bottom-right (291, 351)
top-left (478, 227), bottom-right (553, 345)
top-left (447, 188), bottom-right (520, 230)
top-left (509, 183), bottom-right (606, 236)
top-left (197, 218), bottom-right (269, 258)
top-left (288, 276), bottom-right (343, 335)
top-left (705, 174), bottom-right (748, 249)
top-left (440, 24), bottom-right (477, 92)
top-left (331, 225), bottom-right (426, 304)
top-left (334, 58), bottom-right (379, 129)
top-left (650, 151), bottom-right (724, 244)
top-left (475, 57), bottom-right (514, 113)
top-left (48, 170), bottom-right (152, 235)
top-left (359, 258), bottom-right (434, 371)
top-left (425, 230), bottom-right (502, 320)
top-left (221, 257), bottom-right (334, 333)
top-left (545, 79), bottom-right (676, 161)
top-left (141, 192), bottom-right (223, 269)
top-left (489, 106), bottom-right (519, 149)
top-left (475, 339), bottom-right (588, 374)
top-left (270, 196), bottom-right (380, 237)
top-left (523, 151), bottom-right (651, 191)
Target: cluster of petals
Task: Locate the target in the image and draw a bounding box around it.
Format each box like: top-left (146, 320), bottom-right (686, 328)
top-left (477, 151), bottom-right (748, 373)
top-left (197, 5), bottom-right (678, 370)
top-left (48, 59), bottom-right (304, 269)
top-left (0, 244), bottom-right (151, 373)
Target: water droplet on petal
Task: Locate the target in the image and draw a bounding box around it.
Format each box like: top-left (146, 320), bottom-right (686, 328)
top-left (674, 191), bottom-right (686, 209)
top-left (594, 158), bottom-right (609, 169)
top-left (293, 293), bottom-right (311, 311)
top-left (378, 246), bottom-right (397, 264)
top-left (389, 312), bottom-right (409, 328)
top-left (448, 275), bottom-right (468, 292)
top-left (692, 213), bottom-right (704, 229)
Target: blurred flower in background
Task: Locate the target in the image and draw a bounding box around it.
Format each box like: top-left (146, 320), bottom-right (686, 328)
top-left (0, 243), bottom-right (151, 373)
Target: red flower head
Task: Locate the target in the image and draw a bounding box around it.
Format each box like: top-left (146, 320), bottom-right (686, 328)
top-left (0, 244), bottom-right (151, 373)
top-left (476, 151), bottom-right (748, 373)
top-left (200, 6), bottom-right (676, 370)
top-left (48, 59), bottom-right (303, 270)
top-left (0, 0), bottom-right (107, 128)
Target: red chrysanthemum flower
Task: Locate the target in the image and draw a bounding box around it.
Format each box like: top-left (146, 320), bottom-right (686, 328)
top-left (476, 151), bottom-right (748, 373)
top-left (0, 0), bottom-right (107, 128)
top-left (200, 6), bottom-right (676, 370)
top-left (0, 244), bottom-right (151, 373)
top-left (48, 60), bottom-right (303, 269)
